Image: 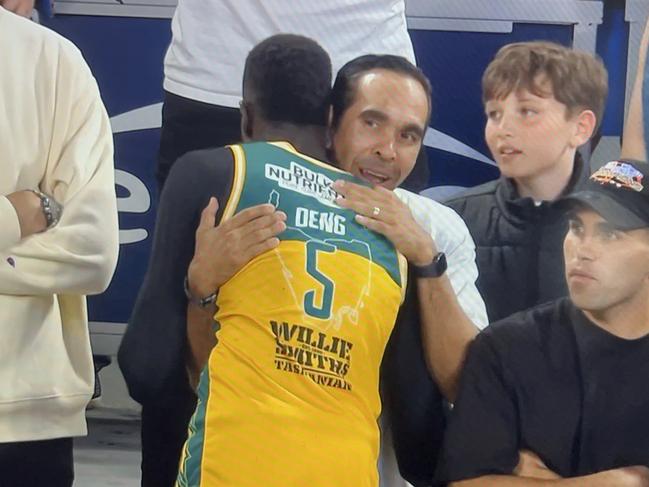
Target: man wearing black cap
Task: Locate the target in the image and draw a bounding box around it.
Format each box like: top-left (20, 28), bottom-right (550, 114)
top-left (437, 159), bottom-right (649, 486)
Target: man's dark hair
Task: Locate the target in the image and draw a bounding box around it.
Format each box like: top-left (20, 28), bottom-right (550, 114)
top-left (243, 34), bottom-right (332, 126)
top-left (330, 54), bottom-right (432, 129)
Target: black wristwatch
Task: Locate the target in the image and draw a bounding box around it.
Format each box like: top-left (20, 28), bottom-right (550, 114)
top-left (414, 252), bottom-right (447, 278)
top-left (184, 275), bottom-right (218, 309)
top-left (30, 189), bottom-right (62, 230)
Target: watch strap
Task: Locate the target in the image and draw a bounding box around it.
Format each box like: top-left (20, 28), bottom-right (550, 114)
top-left (414, 252), bottom-right (447, 278)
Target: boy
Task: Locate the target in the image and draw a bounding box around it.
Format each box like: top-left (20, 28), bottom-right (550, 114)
top-left (446, 41), bottom-right (608, 322)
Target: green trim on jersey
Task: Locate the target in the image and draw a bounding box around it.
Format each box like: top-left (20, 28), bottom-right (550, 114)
top-left (177, 368), bottom-right (210, 487)
top-left (232, 141), bottom-right (402, 287)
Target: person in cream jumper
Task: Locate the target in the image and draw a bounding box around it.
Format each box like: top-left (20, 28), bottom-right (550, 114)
top-left (0, 7), bottom-right (118, 487)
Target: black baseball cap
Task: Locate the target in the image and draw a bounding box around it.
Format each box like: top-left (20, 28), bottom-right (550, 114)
top-left (561, 159), bottom-right (649, 230)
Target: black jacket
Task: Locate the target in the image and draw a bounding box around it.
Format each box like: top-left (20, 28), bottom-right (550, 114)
top-left (444, 156), bottom-right (590, 323)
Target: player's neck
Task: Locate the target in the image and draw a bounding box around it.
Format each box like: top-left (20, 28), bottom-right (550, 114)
top-left (262, 124), bottom-right (328, 162)
top-left (583, 290), bottom-right (649, 340)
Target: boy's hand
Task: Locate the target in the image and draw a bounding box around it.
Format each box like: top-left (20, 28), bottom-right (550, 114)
top-left (333, 180), bottom-right (435, 266)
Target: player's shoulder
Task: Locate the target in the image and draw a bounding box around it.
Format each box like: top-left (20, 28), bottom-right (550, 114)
top-left (174, 146), bottom-right (234, 173)
top-left (164, 146), bottom-right (235, 202)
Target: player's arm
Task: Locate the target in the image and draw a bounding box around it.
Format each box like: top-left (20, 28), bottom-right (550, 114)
top-left (186, 299), bottom-right (218, 389)
top-left (118, 148), bottom-right (232, 403)
top-left (184, 156), bottom-right (287, 387)
top-left (622, 16), bottom-right (649, 160)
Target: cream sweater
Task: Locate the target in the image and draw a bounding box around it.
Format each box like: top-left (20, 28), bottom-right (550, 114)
top-left (0, 8), bottom-right (118, 442)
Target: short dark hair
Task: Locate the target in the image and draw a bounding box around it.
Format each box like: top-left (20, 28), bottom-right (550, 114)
top-left (330, 54), bottom-right (432, 129)
top-left (243, 34), bottom-right (332, 126)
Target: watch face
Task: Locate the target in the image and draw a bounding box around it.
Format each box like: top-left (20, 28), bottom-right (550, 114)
top-left (416, 252), bottom-right (447, 278)
top-left (49, 198), bottom-right (63, 225)
top-left (33, 189), bottom-right (62, 228)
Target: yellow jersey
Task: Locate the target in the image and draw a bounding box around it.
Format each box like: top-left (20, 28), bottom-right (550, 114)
top-left (177, 141), bottom-right (406, 487)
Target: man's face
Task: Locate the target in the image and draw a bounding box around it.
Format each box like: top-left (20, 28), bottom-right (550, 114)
top-left (564, 208), bottom-right (649, 314)
top-left (331, 69), bottom-right (428, 190)
top-left (484, 81), bottom-right (589, 185)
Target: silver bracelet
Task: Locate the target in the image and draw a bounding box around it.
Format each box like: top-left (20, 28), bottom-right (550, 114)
top-left (30, 189), bottom-right (62, 229)
top-left (183, 275), bottom-right (218, 309)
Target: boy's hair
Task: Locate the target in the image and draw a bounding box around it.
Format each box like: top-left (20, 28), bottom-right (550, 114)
top-left (482, 41), bottom-right (608, 130)
top-left (243, 34), bottom-right (332, 126)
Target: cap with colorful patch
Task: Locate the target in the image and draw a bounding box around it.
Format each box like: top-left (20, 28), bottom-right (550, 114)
top-left (560, 159), bottom-right (649, 230)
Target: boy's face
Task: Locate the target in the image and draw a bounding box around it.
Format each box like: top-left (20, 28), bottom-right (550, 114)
top-left (564, 208), bottom-right (649, 315)
top-left (484, 81), bottom-right (589, 186)
top-left (331, 69), bottom-right (428, 190)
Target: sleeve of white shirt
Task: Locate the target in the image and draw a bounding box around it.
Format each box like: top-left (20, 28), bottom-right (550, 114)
top-left (0, 196), bottom-right (21, 252)
top-left (0, 40), bottom-right (118, 296)
top-left (395, 188), bottom-right (488, 330)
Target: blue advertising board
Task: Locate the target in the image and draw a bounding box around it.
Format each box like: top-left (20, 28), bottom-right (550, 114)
top-left (41, 15), bottom-right (170, 325)
top-left (39, 3), bottom-right (630, 330)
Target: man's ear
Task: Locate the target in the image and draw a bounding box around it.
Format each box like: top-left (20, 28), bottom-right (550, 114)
top-left (240, 101), bottom-right (254, 141)
top-left (571, 109), bottom-right (597, 148)
top-left (326, 106), bottom-right (334, 150)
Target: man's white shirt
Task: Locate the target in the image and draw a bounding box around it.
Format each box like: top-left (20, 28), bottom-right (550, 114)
top-left (380, 188), bottom-right (488, 487)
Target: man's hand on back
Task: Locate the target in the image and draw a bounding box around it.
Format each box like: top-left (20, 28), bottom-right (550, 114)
top-left (333, 180), bottom-right (435, 266)
top-left (187, 197), bottom-right (287, 299)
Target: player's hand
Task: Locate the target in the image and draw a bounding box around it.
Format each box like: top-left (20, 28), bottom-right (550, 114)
top-left (0, 0), bottom-right (35, 17)
top-left (187, 198), bottom-right (287, 298)
top-left (514, 450), bottom-right (561, 480)
top-left (333, 180), bottom-right (435, 266)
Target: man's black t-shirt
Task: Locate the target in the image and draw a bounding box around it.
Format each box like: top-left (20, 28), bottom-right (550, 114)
top-left (438, 298), bottom-right (649, 483)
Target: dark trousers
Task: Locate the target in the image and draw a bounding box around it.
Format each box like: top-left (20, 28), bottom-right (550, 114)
top-left (0, 438), bottom-right (73, 487)
top-left (156, 91), bottom-right (242, 192)
top-left (140, 383), bottom-right (197, 487)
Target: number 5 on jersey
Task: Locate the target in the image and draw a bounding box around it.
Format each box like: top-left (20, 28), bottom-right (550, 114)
top-left (304, 240), bottom-right (336, 319)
